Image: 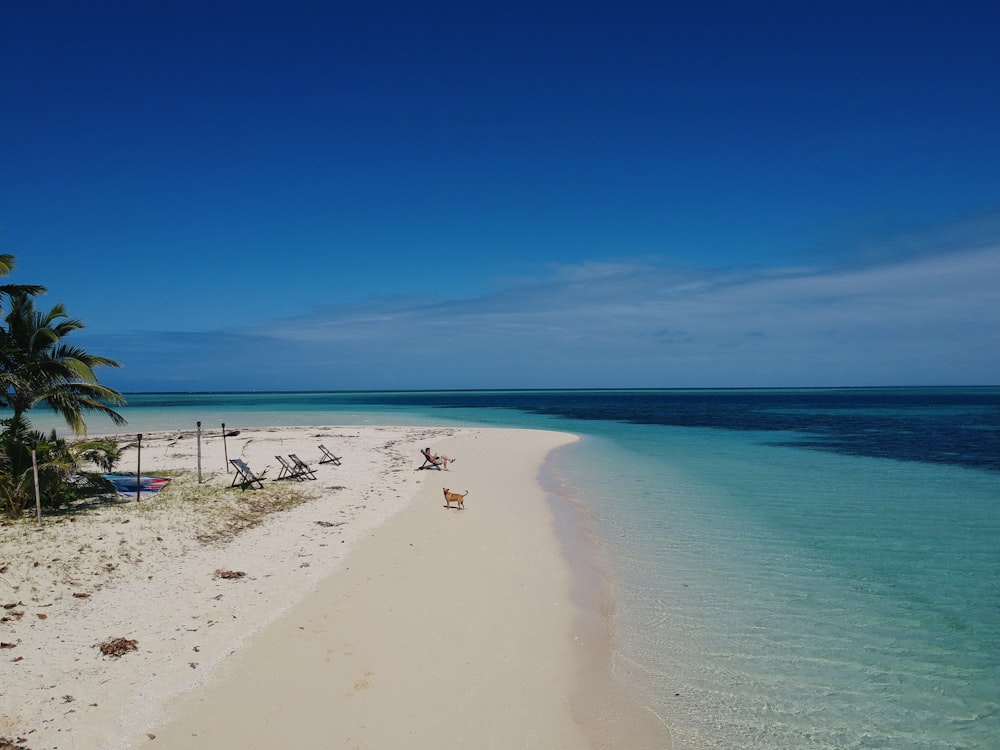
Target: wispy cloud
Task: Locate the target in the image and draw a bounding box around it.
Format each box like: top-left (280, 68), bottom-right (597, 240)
top-left (86, 247), bottom-right (1000, 390)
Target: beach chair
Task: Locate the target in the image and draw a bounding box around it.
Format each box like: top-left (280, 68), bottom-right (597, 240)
top-left (275, 455), bottom-right (306, 481)
top-left (230, 458), bottom-right (265, 489)
top-left (318, 444), bottom-right (342, 465)
top-left (419, 448), bottom-right (443, 470)
top-left (288, 453), bottom-right (318, 480)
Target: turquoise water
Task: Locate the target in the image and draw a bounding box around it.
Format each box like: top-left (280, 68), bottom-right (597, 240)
top-left (549, 423), bottom-right (1000, 748)
top-left (21, 390), bottom-right (1000, 748)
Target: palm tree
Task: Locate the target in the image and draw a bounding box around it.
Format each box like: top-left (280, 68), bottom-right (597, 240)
top-left (0, 253), bottom-right (46, 312)
top-left (0, 294), bottom-right (126, 434)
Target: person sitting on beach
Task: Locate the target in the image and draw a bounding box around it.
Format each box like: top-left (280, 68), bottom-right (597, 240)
top-left (422, 447), bottom-right (456, 470)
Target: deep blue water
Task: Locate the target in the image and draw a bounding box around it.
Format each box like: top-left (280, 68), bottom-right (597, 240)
top-left (92, 386), bottom-right (1000, 471)
top-left (20, 387), bottom-right (1000, 748)
top-left (315, 387), bottom-right (1000, 472)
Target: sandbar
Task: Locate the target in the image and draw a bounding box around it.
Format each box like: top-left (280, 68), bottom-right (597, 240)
top-left (1, 424), bottom-right (633, 749)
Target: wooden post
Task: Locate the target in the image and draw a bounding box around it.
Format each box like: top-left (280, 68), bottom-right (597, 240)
top-left (197, 421), bottom-right (203, 483)
top-left (222, 422), bottom-right (229, 473)
top-left (31, 439), bottom-right (41, 524)
top-left (136, 433), bottom-right (143, 501)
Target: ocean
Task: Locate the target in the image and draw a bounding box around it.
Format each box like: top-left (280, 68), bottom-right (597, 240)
top-left (28, 388), bottom-right (1000, 748)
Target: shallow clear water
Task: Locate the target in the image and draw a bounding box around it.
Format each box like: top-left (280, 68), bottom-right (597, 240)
top-left (18, 388), bottom-right (1000, 748)
top-left (549, 424), bottom-right (1000, 749)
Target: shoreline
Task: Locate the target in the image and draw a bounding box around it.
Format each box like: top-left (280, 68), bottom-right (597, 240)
top-left (1, 424), bottom-right (666, 749)
top-left (542, 441), bottom-right (674, 749)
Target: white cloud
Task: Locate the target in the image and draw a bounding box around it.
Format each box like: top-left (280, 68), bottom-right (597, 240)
top-left (87, 247), bottom-right (1000, 390)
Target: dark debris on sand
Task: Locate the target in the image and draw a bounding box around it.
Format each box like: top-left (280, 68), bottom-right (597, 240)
top-left (98, 637), bottom-right (138, 657)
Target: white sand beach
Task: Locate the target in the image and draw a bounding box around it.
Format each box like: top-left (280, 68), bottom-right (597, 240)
top-left (0, 424), bottom-right (671, 750)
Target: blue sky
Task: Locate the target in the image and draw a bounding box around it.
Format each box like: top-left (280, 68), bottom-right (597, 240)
top-left (2, 1), bottom-right (998, 391)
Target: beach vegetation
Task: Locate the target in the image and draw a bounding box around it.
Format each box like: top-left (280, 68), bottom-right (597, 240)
top-left (71, 436), bottom-right (130, 473)
top-left (164, 473), bottom-right (316, 543)
top-left (0, 423), bottom-right (129, 518)
top-left (0, 254), bottom-right (128, 519)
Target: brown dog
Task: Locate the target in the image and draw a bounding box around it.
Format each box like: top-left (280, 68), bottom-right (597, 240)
top-left (443, 487), bottom-right (469, 510)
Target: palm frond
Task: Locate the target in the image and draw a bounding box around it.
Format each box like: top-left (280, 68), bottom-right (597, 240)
top-left (0, 283), bottom-right (47, 298)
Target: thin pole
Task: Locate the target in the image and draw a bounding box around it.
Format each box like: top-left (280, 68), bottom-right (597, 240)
top-left (197, 421), bottom-right (203, 483)
top-left (222, 422), bottom-right (229, 473)
top-left (136, 433), bottom-right (143, 501)
top-left (30, 439), bottom-right (41, 524)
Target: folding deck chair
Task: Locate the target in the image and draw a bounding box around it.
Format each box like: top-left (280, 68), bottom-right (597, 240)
top-left (419, 448), bottom-right (444, 470)
top-left (288, 453), bottom-right (318, 480)
top-left (275, 455), bottom-right (306, 481)
top-left (318, 444), bottom-right (342, 465)
top-left (230, 458), bottom-right (265, 489)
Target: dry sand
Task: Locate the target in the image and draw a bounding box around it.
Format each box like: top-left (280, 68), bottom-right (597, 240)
top-left (0, 424), bottom-right (647, 750)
